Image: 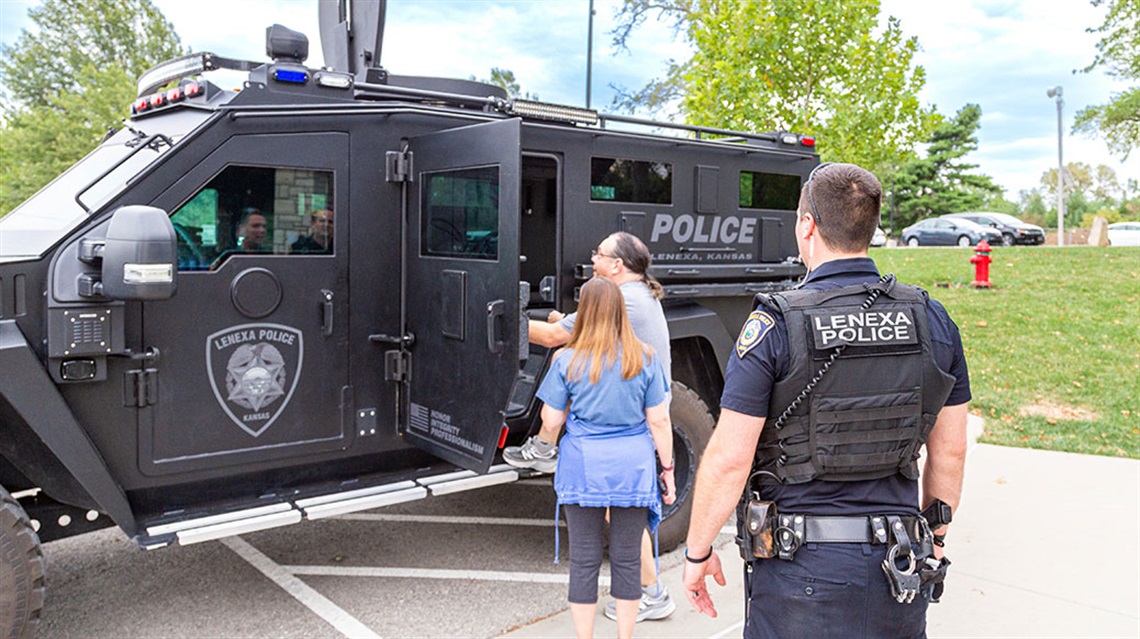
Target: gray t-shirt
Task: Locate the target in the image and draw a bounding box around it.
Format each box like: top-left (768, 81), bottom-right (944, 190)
top-left (559, 280), bottom-right (672, 389)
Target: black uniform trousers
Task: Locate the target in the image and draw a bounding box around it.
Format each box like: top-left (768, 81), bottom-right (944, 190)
top-left (746, 542), bottom-right (928, 639)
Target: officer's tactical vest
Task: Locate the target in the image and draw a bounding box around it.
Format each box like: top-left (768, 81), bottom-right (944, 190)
top-left (756, 280), bottom-right (955, 484)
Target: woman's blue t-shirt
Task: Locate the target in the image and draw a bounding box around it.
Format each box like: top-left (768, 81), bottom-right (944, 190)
top-left (536, 348), bottom-right (668, 424)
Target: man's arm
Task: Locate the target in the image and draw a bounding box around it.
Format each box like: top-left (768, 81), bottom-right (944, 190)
top-left (682, 408), bottom-right (766, 617)
top-left (528, 319), bottom-right (570, 348)
top-left (922, 402), bottom-right (969, 553)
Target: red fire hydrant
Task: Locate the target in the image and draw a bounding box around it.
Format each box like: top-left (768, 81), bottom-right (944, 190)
top-left (970, 240), bottom-right (993, 288)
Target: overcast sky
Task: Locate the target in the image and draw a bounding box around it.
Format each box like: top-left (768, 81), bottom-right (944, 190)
top-left (2, 0), bottom-right (1136, 200)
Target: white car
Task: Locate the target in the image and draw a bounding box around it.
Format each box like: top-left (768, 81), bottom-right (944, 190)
top-left (1107, 222), bottom-right (1140, 247)
top-left (871, 227), bottom-right (887, 247)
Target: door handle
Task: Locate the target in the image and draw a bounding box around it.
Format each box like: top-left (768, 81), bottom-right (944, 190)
top-left (320, 289), bottom-right (334, 336)
top-left (486, 299), bottom-right (505, 354)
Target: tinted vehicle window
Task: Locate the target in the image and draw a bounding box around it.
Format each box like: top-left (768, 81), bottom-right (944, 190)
top-left (422, 166), bottom-right (499, 260)
top-left (170, 165), bottom-right (334, 270)
top-left (590, 157), bottom-right (672, 204)
top-left (739, 171), bottom-right (801, 210)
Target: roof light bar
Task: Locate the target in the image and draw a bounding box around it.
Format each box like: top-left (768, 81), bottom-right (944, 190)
top-left (505, 99), bottom-right (598, 125)
top-left (137, 53), bottom-right (209, 97)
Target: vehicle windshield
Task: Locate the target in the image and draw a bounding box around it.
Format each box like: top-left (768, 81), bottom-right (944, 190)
top-left (953, 218), bottom-right (989, 231)
top-left (985, 213), bottom-right (1026, 225)
top-left (0, 108), bottom-right (211, 260)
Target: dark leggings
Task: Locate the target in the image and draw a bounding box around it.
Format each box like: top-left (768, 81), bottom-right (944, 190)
top-left (562, 504), bottom-right (647, 604)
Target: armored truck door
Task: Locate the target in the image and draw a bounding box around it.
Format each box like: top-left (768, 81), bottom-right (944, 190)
top-left (139, 132), bottom-right (350, 476)
top-left (401, 119), bottom-right (521, 473)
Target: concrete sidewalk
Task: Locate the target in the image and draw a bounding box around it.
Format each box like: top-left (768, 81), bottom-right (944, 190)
top-left (502, 421), bottom-right (1140, 638)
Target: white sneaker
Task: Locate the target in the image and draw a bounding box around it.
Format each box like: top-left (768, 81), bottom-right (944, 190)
top-left (502, 436), bottom-right (557, 473)
top-left (603, 584), bottom-right (676, 622)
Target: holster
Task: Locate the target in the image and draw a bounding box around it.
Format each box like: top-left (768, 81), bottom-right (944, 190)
top-left (736, 498), bottom-right (778, 560)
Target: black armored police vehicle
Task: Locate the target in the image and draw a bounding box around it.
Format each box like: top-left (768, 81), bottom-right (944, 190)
top-left (0, 1), bottom-right (817, 632)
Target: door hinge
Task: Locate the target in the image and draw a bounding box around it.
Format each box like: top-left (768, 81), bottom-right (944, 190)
top-left (385, 150), bottom-right (413, 183)
top-left (384, 350), bottom-right (411, 382)
top-left (123, 368), bottom-right (158, 407)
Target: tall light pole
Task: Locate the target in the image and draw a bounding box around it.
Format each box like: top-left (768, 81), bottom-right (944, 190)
top-left (1047, 86), bottom-right (1065, 246)
top-left (585, 0), bottom-right (595, 108)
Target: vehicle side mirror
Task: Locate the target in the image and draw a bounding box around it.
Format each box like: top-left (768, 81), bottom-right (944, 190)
top-left (101, 205), bottom-right (178, 300)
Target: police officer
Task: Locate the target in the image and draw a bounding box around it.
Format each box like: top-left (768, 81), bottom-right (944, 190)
top-left (237, 207), bottom-right (269, 252)
top-left (681, 163), bottom-right (970, 637)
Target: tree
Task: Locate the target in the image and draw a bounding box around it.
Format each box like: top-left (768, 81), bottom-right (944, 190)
top-left (887, 104), bottom-right (1002, 227)
top-left (1073, 0), bottom-right (1139, 159)
top-left (981, 192), bottom-right (1019, 215)
top-left (1018, 189), bottom-right (1050, 227)
top-left (470, 68), bottom-right (538, 100)
top-left (1092, 163), bottom-right (1122, 201)
top-left (0, 0), bottom-right (182, 214)
top-left (609, 0), bottom-right (938, 174)
top-left (1038, 162), bottom-right (1123, 228)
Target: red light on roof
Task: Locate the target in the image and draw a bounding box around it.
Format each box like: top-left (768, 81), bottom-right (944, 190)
top-left (801, 136), bottom-right (816, 147)
top-left (132, 98), bottom-right (149, 114)
top-left (184, 82), bottom-right (202, 97)
top-left (166, 87), bottom-right (183, 102)
top-left (149, 93), bottom-right (166, 108)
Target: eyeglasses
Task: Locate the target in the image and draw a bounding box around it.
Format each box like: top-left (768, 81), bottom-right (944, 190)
top-left (591, 247), bottom-right (617, 259)
top-left (805, 162), bottom-right (834, 227)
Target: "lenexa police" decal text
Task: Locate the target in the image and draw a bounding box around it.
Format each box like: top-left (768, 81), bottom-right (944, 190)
top-left (812, 309), bottom-right (917, 348)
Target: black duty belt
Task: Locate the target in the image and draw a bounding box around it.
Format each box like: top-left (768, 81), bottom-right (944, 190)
top-left (777, 514), bottom-right (925, 545)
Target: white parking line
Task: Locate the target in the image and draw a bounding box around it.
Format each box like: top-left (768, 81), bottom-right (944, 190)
top-left (285, 564), bottom-right (612, 587)
top-left (335, 513), bottom-right (563, 527)
top-left (709, 619), bottom-right (745, 638)
top-left (220, 536), bottom-right (380, 639)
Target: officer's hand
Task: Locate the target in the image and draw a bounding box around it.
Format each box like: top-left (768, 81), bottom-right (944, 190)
top-left (546, 310), bottom-right (564, 323)
top-left (660, 469), bottom-right (676, 505)
top-left (682, 549), bottom-right (725, 618)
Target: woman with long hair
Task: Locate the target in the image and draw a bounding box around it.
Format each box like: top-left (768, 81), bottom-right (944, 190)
top-left (537, 276), bottom-right (676, 638)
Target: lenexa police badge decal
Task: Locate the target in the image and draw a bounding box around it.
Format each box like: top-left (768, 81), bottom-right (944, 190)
top-left (206, 323), bottom-right (303, 437)
top-left (735, 310), bottom-right (775, 358)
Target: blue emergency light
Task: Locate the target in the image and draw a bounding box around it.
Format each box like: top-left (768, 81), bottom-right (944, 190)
top-left (273, 69), bottom-right (308, 84)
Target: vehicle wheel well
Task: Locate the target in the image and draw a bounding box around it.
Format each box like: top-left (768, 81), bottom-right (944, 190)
top-left (669, 336), bottom-right (724, 421)
top-left (0, 394), bottom-right (93, 508)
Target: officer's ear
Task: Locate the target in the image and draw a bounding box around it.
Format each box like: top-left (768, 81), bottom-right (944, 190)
top-left (798, 212), bottom-right (816, 240)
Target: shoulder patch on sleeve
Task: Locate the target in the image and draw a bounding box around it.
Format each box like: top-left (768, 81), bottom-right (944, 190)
top-left (735, 310), bottom-right (775, 358)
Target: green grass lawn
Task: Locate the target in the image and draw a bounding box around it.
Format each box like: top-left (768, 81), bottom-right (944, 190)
top-left (871, 245), bottom-right (1140, 459)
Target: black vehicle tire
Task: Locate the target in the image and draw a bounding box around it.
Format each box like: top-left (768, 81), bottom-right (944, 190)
top-left (1, 486), bottom-right (45, 639)
top-left (957, 235), bottom-right (972, 247)
top-left (906, 237), bottom-right (920, 248)
top-left (656, 382), bottom-right (716, 552)
top-left (1002, 233), bottom-right (1014, 247)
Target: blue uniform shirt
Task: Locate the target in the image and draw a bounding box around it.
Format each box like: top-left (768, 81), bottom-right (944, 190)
top-left (721, 257), bottom-right (971, 516)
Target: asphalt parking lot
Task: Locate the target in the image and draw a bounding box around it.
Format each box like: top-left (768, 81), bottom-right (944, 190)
top-left (37, 476), bottom-right (586, 638)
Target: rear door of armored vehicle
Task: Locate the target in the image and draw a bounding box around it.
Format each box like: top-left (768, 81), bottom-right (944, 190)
top-left (396, 118), bottom-right (522, 473)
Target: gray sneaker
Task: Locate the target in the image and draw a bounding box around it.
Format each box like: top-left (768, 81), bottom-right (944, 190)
top-left (502, 436), bottom-right (557, 473)
top-left (603, 584), bottom-right (676, 622)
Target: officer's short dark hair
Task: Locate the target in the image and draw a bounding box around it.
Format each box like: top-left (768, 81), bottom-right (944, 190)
top-left (239, 207), bottom-right (265, 226)
top-left (800, 163), bottom-right (881, 253)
